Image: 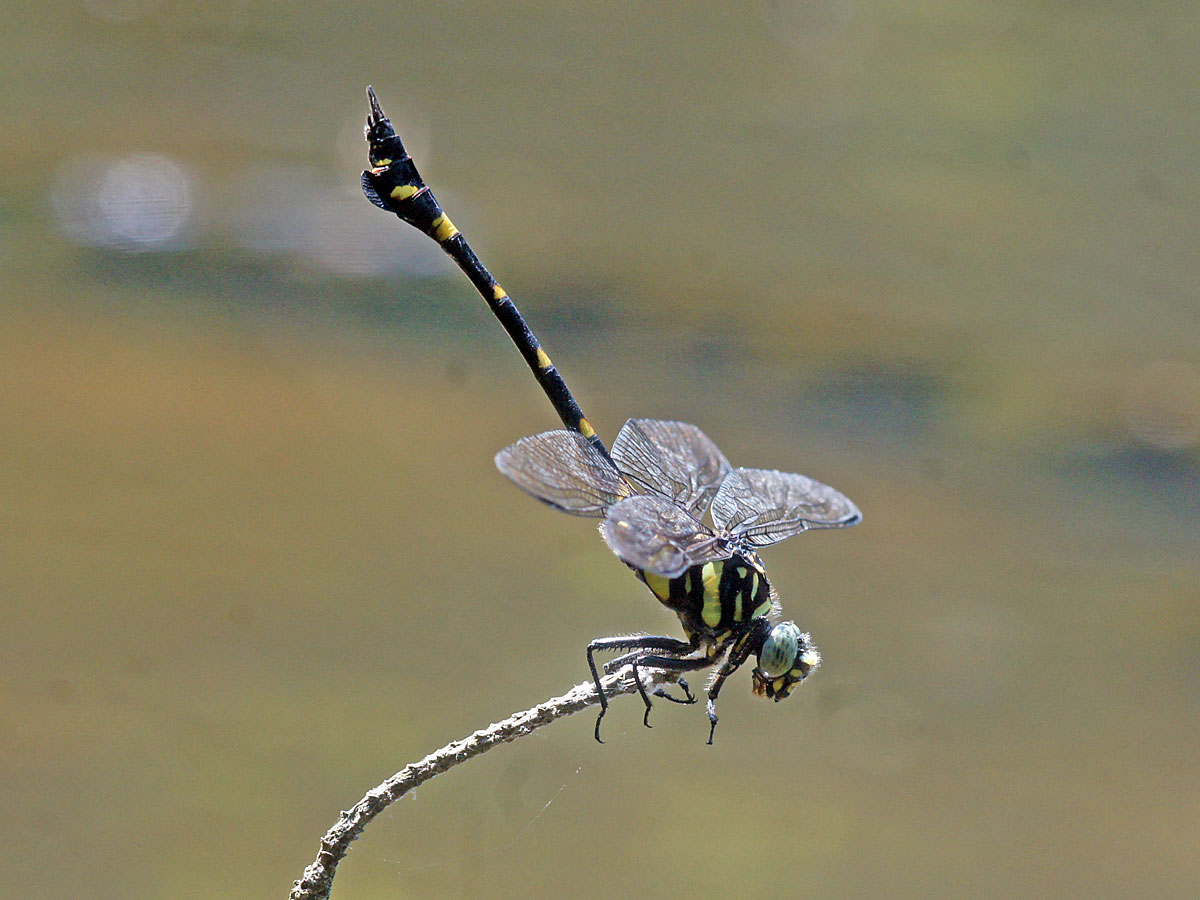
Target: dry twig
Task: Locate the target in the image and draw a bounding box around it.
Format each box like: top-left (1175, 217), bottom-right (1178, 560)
top-left (289, 667), bottom-right (655, 900)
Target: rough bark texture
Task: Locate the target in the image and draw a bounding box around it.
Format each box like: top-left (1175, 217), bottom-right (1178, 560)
top-left (290, 668), bottom-right (648, 900)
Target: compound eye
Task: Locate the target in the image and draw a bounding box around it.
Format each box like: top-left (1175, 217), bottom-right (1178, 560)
top-left (758, 622), bottom-right (802, 678)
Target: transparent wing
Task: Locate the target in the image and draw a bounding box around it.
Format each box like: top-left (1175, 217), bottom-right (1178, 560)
top-left (601, 495), bottom-right (732, 578)
top-left (710, 467), bottom-right (861, 546)
top-left (610, 418), bottom-right (732, 516)
top-left (495, 430), bottom-right (632, 517)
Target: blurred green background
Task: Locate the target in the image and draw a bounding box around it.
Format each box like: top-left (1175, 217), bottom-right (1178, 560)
top-left (3, 2), bottom-right (1199, 898)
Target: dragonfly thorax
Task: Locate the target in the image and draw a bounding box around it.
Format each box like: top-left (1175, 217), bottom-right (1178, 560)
top-left (635, 553), bottom-right (774, 643)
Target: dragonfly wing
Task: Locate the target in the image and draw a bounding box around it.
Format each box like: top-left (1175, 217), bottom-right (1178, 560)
top-left (610, 418), bottom-right (732, 516)
top-left (602, 494), bottom-right (732, 577)
top-left (495, 430), bottom-right (632, 516)
top-left (710, 467), bottom-right (861, 547)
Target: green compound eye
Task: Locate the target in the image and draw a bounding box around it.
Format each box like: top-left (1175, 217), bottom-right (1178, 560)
top-left (758, 622), bottom-right (802, 678)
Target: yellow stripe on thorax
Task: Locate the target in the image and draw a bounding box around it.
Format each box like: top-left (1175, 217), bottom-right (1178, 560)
top-left (642, 571), bottom-right (672, 602)
top-left (699, 561), bottom-right (723, 628)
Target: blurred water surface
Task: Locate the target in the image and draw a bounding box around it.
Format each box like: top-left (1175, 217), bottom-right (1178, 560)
top-left (2, 3), bottom-right (1198, 899)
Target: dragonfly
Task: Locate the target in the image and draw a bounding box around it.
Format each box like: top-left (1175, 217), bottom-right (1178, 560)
top-left (495, 418), bottom-right (859, 742)
top-left (360, 87), bottom-right (861, 742)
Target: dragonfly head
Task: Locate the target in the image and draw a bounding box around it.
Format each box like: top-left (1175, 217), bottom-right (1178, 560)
top-left (751, 621), bottom-right (820, 701)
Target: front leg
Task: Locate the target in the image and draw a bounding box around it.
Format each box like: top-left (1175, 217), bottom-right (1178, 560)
top-left (703, 628), bottom-right (762, 745)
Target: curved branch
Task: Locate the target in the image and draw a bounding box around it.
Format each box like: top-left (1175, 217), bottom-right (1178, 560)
top-left (289, 667), bottom-right (655, 900)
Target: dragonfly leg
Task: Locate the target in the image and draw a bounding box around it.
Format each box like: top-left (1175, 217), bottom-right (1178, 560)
top-left (702, 631), bottom-right (761, 745)
top-left (654, 676), bottom-right (696, 705)
top-left (628, 654), bottom-right (715, 730)
top-left (586, 635), bottom-right (696, 742)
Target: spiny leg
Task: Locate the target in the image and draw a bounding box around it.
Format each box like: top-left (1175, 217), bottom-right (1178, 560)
top-left (602, 645), bottom-right (698, 709)
top-left (628, 655), bottom-right (715, 729)
top-left (587, 635), bottom-right (695, 743)
top-left (657, 677), bottom-right (696, 706)
top-left (703, 637), bottom-right (758, 745)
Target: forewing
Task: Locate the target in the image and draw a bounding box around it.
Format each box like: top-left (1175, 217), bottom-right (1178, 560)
top-left (710, 467), bottom-right (861, 546)
top-left (495, 430), bottom-right (631, 517)
top-left (602, 495), bottom-right (731, 577)
top-left (610, 418), bottom-right (732, 516)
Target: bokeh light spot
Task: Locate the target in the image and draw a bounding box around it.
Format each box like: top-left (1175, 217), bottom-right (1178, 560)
top-left (52, 153), bottom-right (194, 252)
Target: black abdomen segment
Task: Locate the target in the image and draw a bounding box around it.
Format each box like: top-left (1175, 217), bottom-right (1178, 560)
top-left (361, 88), bottom-right (612, 464)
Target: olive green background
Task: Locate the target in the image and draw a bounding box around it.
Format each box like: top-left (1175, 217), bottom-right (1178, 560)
top-left (3, 2), bottom-right (1198, 899)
